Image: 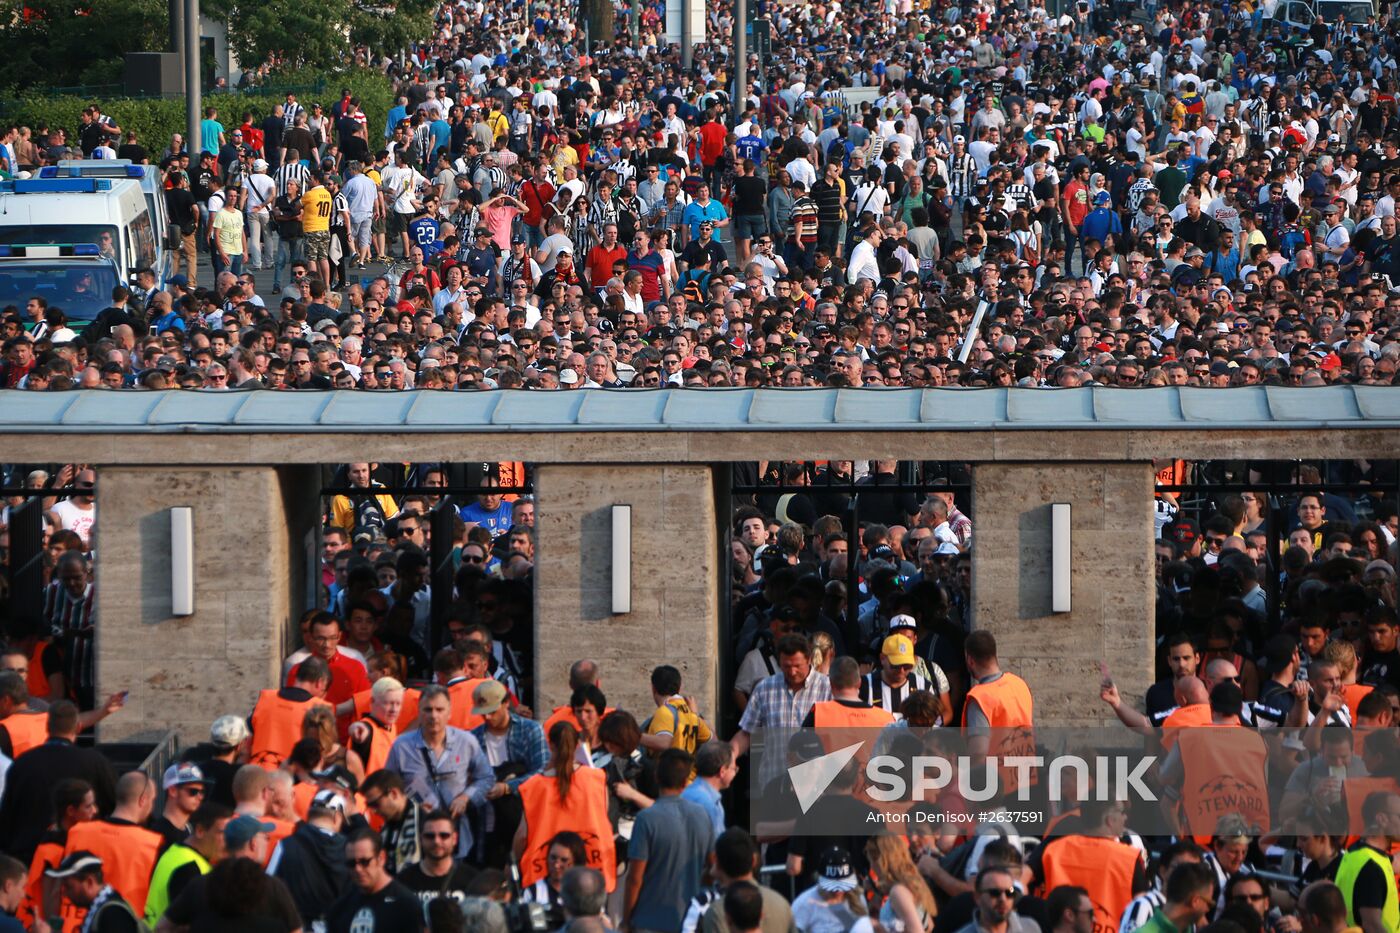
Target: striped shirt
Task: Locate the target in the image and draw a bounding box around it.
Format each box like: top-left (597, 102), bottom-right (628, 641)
top-left (1004, 182), bottom-right (1034, 211)
top-left (949, 152), bottom-right (978, 199)
top-left (681, 883), bottom-right (723, 933)
top-left (859, 670), bottom-right (933, 721)
top-left (274, 161), bottom-right (312, 197)
top-left (283, 101), bottom-right (303, 130)
top-left (45, 581), bottom-right (95, 690)
top-left (1118, 889), bottom-right (1164, 933)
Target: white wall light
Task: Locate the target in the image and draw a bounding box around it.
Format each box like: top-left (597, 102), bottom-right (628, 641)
top-left (1051, 502), bottom-right (1071, 613)
top-left (611, 505), bottom-right (632, 614)
top-left (171, 507), bottom-right (194, 616)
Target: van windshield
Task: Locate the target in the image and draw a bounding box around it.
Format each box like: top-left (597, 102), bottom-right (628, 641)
top-left (0, 224), bottom-right (120, 256)
top-left (0, 261), bottom-right (119, 323)
top-left (1316, 0), bottom-right (1373, 20)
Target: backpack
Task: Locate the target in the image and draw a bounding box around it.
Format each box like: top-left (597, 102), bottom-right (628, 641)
top-left (1279, 224), bottom-right (1310, 260)
top-left (681, 269), bottom-right (711, 303)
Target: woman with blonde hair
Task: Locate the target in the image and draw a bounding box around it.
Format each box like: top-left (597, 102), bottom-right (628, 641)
top-left (810, 630), bottom-right (836, 675)
top-left (863, 834), bottom-right (937, 932)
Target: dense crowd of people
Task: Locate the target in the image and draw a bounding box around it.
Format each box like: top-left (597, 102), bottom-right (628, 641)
top-left (3, 0), bottom-right (1400, 391)
top-left (1, 0), bottom-right (1400, 926)
top-left (1, 454), bottom-right (1400, 933)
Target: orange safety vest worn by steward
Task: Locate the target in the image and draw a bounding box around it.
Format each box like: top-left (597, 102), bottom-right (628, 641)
top-left (64, 818), bottom-right (162, 914)
top-left (1160, 703), bottom-right (1215, 751)
top-left (1040, 834), bottom-right (1142, 933)
top-left (2, 710), bottom-right (49, 758)
top-left (962, 672), bottom-right (1038, 795)
top-left (1342, 683), bottom-right (1373, 723)
top-left (1343, 775), bottom-right (1400, 844)
top-left (249, 689), bottom-right (332, 769)
top-left (27, 641), bottom-right (52, 700)
top-left (22, 833), bottom-right (85, 931)
top-left (352, 686), bottom-right (421, 734)
top-left (356, 714), bottom-right (396, 776)
top-left (446, 677), bottom-right (491, 731)
top-left (292, 781), bottom-right (318, 821)
top-left (1176, 726), bottom-right (1270, 845)
top-left (519, 768), bottom-right (617, 891)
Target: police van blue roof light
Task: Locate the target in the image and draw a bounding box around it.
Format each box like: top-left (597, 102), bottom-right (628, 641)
top-left (70, 244), bottom-right (101, 256)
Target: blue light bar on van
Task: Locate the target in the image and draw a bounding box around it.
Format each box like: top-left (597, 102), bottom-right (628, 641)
top-left (39, 165), bottom-right (144, 179)
top-left (10, 178), bottom-right (112, 193)
top-left (0, 244), bottom-right (106, 258)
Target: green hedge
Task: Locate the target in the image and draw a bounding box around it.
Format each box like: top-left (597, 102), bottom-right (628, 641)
top-left (0, 68), bottom-right (395, 157)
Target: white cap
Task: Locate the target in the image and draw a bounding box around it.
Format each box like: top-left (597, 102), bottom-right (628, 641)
top-left (953, 134), bottom-right (966, 144)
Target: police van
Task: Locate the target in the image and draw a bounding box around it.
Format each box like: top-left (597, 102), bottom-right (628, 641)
top-left (0, 176), bottom-right (159, 325)
top-left (39, 160), bottom-right (171, 262)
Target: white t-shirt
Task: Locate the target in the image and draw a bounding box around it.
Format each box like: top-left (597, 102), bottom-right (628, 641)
top-left (50, 499), bottom-right (95, 546)
top-left (536, 232), bottom-right (573, 273)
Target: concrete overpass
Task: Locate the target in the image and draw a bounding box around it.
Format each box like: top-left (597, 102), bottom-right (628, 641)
top-left (3, 385), bottom-right (1398, 741)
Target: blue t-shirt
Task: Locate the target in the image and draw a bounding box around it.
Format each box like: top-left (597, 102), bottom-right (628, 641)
top-left (628, 796), bottom-right (714, 931)
top-left (458, 500), bottom-right (514, 536)
top-left (200, 119), bottom-right (224, 156)
top-left (735, 134), bottom-right (766, 163)
top-left (681, 199), bottom-right (728, 238)
top-left (408, 217), bottom-right (441, 256)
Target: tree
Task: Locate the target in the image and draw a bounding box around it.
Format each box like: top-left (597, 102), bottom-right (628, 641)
top-left (0, 0), bottom-right (170, 90)
top-left (351, 0), bottom-right (435, 58)
top-left (220, 0), bottom-right (356, 73)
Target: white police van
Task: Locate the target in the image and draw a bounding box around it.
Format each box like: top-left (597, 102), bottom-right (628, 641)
top-left (39, 160), bottom-right (170, 265)
top-left (0, 176), bottom-right (158, 326)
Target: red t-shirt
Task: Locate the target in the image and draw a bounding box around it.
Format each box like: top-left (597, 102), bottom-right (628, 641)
top-left (288, 654), bottom-right (369, 707)
top-left (698, 122), bottom-right (726, 166)
top-left (521, 179), bottom-right (556, 227)
top-left (586, 243), bottom-right (627, 286)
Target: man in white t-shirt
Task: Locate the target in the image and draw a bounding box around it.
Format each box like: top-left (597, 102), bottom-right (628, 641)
top-left (379, 152), bottom-right (426, 260)
top-left (50, 469), bottom-right (97, 548)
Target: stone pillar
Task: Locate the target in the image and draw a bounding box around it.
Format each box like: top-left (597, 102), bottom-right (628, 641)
top-left (95, 465), bottom-right (321, 743)
top-left (533, 464), bottom-right (719, 720)
top-left (970, 462), bottom-right (1155, 726)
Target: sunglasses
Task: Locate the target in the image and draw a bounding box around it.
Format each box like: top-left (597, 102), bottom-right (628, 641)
top-left (346, 856), bottom-right (375, 868)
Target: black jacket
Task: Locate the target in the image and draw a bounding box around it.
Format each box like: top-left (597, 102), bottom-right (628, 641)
top-left (272, 820), bottom-right (350, 926)
top-left (0, 738), bottom-right (117, 863)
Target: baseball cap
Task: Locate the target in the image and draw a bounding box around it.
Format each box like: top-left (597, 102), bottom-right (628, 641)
top-left (1320, 351), bottom-right (1342, 371)
top-left (210, 714), bottom-right (250, 748)
top-left (312, 765), bottom-right (358, 793)
top-left (1093, 191), bottom-right (1111, 204)
top-left (559, 368), bottom-right (579, 385)
top-left (46, 851), bottom-right (102, 879)
top-left (817, 846), bottom-right (858, 892)
top-left (471, 679), bottom-right (510, 716)
top-left (167, 274), bottom-right (189, 288)
top-left (881, 634), bottom-right (917, 667)
top-left (953, 134), bottom-right (966, 144)
top-left (870, 544), bottom-right (896, 562)
top-left (311, 789), bottom-right (347, 815)
top-left (1165, 516), bottom-right (1200, 547)
top-left (224, 814), bottom-right (277, 850)
top-left (162, 763), bottom-right (206, 790)
top-left (1217, 169), bottom-right (1233, 180)
top-left (935, 541), bottom-right (960, 556)
top-left (887, 613), bottom-right (918, 633)
top-left (1208, 360), bottom-right (1233, 377)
